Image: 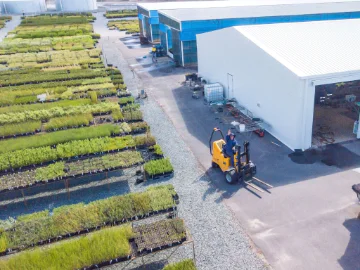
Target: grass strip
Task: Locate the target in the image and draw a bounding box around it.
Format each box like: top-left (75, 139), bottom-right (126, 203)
top-left (0, 121), bottom-right (41, 137)
top-left (0, 185), bottom-right (176, 252)
top-left (0, 225), bottom-right (133, 270)
top-left (163, 259), bottom-right (197, 270)
top-left (0, 124), bottom-right (120, 154)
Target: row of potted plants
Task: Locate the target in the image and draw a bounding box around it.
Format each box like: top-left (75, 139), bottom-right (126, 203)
top-left (0, 142), bottom-right (165, 192)
top-left (0, 185), bottom-right (177, 253)
top-left (0, 217), bottom-right (187, 269)
top-left (0, 123), bottom-right (123, 154)
top-left (107, 20), bottom-right (140, 33)
top-left (0, 134), bottom-right (156, 172)
top-left (134, 218), bottom-right (186, 254)
top-left (0, 225), bottom-right (134, 269)
top-left (144, 158), bottom-right (174, 178)
top-left (0, 48), bottom-right (101, 69)
top-left (105, 10), bottom-right (137, 19)
top-left (0, 149), bottom-right (146, 192)
top-left (0, 102), bottom-right (119, 125)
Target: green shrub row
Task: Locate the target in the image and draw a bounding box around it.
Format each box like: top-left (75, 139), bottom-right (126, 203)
top-left (0, 135), bottom-right (136, 171)
top-left (0, 151), bottom-right (143, 191)
top-left (107, 20), bottom-right (139, 33)
top-left (123, 110), bottom-right (143, 121)
top-left (122, 103), bottom-right (140, 112)
top-left (0, 121), bottom-right (41, 137)
top-left (112, 110), bottom-right (124, 121)
top-left (44, 113), bottom-right (93, 131)
top-left (0, 99), bottom-right (91, 114)
top-left (0, 185), bottom-right (176, 252)
top-left (0, 102), bottom-right (119, 125)
top-left (134, 134), bottom-right (156, 147)
top-left (0, 225), bottom-right (133, 270)
top-left (35, 150), bottom-right (143, 181)
top-left (150, 144), bottom-right (163, 156)
top-left (21, 16), bottom-right (94, 26)
top-left (118, 96), bottom-right (134, 105)
top-left (0, 133), bottom-right (155, 171)
top-left (144, 158), bottom-right (174, 176)
top-left (0, 124), bottom-right (120, 154)
top-left (129, 121), bottom-right (148, 132)
top-left (0, 68), bottom-right (106, 85)
top-left (0, 76), bottom-right (111, 93)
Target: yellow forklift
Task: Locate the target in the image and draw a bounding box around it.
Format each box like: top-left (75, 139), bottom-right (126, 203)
top-left (209, 128), bottom-right (273, 192)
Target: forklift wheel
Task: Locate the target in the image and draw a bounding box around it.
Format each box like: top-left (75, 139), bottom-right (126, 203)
top-left (225, 170), bottom-right (238, 184)
top-left (211, 162), bottom-right (219, 168)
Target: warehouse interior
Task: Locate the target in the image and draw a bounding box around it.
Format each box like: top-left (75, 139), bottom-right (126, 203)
top-left (312, 81), bottom-right (360, 147)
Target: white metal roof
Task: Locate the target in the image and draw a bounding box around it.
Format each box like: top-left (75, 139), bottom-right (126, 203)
top-left (159, 0), bottom-right (360, 21)
top-left (138, 0), bottom-right (359, 12)
top-left (231, 19), bottom-right (360, 78)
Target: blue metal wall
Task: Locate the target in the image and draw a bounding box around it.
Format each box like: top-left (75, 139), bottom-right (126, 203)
top-left (137, 8), bottom-right (161, 43)
top-left (159, 10), bottom-right (360, 66)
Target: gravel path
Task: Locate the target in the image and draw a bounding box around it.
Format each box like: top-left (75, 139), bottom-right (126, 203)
top-left (94, 12), bottom-right (268, 270)
top-left (0, 16), bottom-right (20, 42)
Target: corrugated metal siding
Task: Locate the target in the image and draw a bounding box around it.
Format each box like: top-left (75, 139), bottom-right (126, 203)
top-left (171, 29), bottom-right (182, 66)
top-left (159, 13), bottom-right (181, 30)
top-left (137, 6), bottom-right (149, 17)
top-left (234, 19), bottom-right (360, 77)
top-left (138, 18), bottom-right (143, 36)
top-left (160, 30), bottom-right (167, 52)
top-left (183, 40), bottom-right (197, 65)
top-left (152, 24), bottom-right (160, 42)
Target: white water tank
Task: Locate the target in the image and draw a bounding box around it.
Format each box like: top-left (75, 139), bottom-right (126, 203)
top-left (204, 83), bottom-right (224, 102)
top-left (56, 0), bottom-right (97, 12)
top-left (1, 0), bottom-right (47, 14)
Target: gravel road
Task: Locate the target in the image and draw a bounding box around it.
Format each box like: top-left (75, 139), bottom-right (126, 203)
top-left (94, 12), bottom-right (268, 270)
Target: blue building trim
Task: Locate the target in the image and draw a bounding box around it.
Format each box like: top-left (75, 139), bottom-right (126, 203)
top-left (180, 11), bottom-right (360, 41)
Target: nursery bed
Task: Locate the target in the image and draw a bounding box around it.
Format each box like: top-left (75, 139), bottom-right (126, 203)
top-left (0, 185), bottom-right (178, 255)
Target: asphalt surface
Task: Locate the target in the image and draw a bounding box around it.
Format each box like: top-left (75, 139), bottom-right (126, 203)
top-left (130, 51), bottom-right (360, 269)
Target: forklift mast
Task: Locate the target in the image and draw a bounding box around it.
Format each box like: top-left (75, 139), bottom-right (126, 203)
top-left (236, 141), bottom-right (251, 171)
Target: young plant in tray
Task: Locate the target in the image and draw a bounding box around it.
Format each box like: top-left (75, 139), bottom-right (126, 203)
top-left (118, 96), bottom-right (134, 105)
top-left (123, 110), bottom-right (143, 122)
top-left (144, 158), bottom-right (173, 177)
top-left (134, 134), bottom-right (156, 147)
top-left (134, 218), bottom-right (186, 253)
top-left (130, 121), bottom-right (148, 133)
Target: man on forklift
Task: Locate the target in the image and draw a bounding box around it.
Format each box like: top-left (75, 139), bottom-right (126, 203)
top-left (224, 129), bottom-right (237, 168)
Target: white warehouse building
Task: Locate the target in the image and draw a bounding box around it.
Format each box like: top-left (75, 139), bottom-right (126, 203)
top-left (197, 19), bottom-right (360, 150)
top-left (1, 0), bottom-right (46, 14)
top-left (55, 0), bottom-right (97, 12)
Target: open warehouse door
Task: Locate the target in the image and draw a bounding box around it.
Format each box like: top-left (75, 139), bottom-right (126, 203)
top-left (312, 81), bottom-right (360, 147)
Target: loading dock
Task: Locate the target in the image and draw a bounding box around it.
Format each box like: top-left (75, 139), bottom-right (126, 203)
top-left (313, 81), bottom-right (360, 147)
